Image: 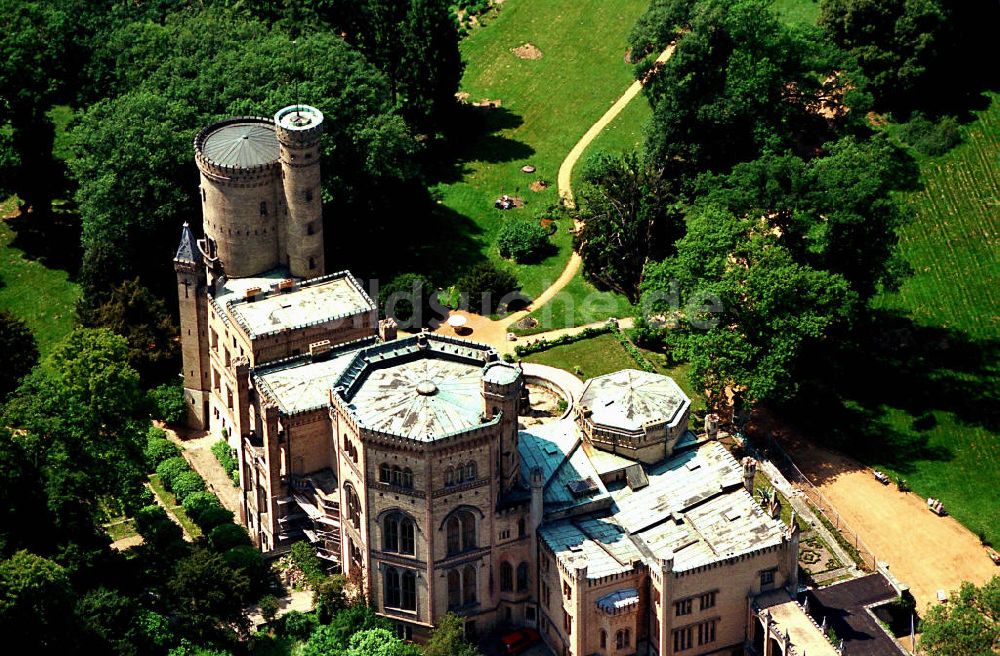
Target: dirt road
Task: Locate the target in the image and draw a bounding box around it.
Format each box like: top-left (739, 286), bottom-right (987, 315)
top-left (781, 435), bottom-right (996, 611)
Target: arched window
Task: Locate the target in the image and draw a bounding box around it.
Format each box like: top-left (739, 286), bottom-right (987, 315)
top-left (383, 515), bottom-right (399, 552)
top-left (447, 569), bottom-right (460, 609)
top-left (516, 561), bottom-right (529, 592)
top-left (391, 465), bottom-right (402, 486)
top-left (500, 562), bottom-right (513, 592)
top-left (383, 513), bottom-right (416, 555)
top-left (380, 463), bottom-right (391, 483)
top-left (462, 564), bottom-right (477, 605)
top-left (401, 468), bottom-right (413, 489)
top-left (518, 517), bottom-right (526, 538)
top-left (446, 516), bottom-right (460, 554)
top-left (345, 484), bottom-right (361, 530)
top-left (600, 630), bottom-right (607, 649)
top-left (308, 256), bottom-right (316, 270)
top-left (446, 509), bottom-right (477, 555)
top-left (260, 201), bottom-right (267, 216)
top-left (465, 461), bottom-right (476, 481)
top-left (401, 570), bottom-right (416, 610)
top-left (445, 466), bottom-right (454, 487)
top-left (616, 628), bottom-right (630, 649)
top-left (385, 567), bottom-right (400, 608)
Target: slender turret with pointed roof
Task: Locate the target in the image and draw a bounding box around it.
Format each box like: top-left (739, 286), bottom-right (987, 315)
top-left (174, 221), bottom-right (210, 429)
top-left (174, 221), bottom-right (200, 265)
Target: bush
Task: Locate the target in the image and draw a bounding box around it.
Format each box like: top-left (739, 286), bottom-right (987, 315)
top-left (259, 594), bottom-right (280, 624)
top-left (457, 261), bottom-right (521, 315)
top-left (496, 218), bottom-right (551, 263)
top-left (290, 541), bottom-right (326, 588)
top-left (145, 435), bottom-right (181, 472)
top-left (135, 504), bottom-right (183, 550)
top-left (378, 273), bottom-right (437, 327)
top-left (208, 523), bottom-right (250, 552)
top-left (196, 506), bottom-right (235, 533)
top-left (156, 456), bottom-right (191, 491)
top-left (171, 470), bottom-right (206, 502)
top-left (282, 610), bottom-right (318, 641)
top-left (148, 382), bottom-right (187, 424)
top-left (224, 545), bottom-right (268, 598)
top-left (210, 440), bottom-right (239, 486)
top-left (182, 491), bottom-right (221, 523)
top-left (898, 114), bottom-right (962, 156)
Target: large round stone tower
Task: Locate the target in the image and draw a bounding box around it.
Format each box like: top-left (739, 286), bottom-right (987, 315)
top-left (275, 105), bottom-right (325, 278)
top-left (194, 117), bottom-right (282, 278)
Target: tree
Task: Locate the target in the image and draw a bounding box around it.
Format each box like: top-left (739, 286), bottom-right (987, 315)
top-left (0, 1), bottom-right (70, 215)
top-left (302, 605), bottom-right (390, 656)
top-left (497, 218), bottom-right (551, 264)
top-left (639, 0), bottom-right (845, 181)
top-left (397, 0), bottom-right (464, 134)
top-left (168, 548), bottom-right (250, 643)
top-left (0, 550), bottom-right (75, 650)
top-left (574, 151), bottom-right (681, 302)
top-left (148, 382), bottom-right (187, 425)
top-left (79, 278), bottom-right (179, 385)
top-left (172, 471), bottom-right (206, 503)
top-left (640, 205), bottom-right (854, 406)
top-left (919, 576), bottom-right (999, 656)
top-left (76, 586), bottom-right (141, 654)
top-left (424, 612), bottom-right (481, 656)
top-left (0, 310), bottom-right (39, 401)
top-left (457, 262), bottom-right (521, 315)
top-left (134, 505), bottom-right (183, 554)
top-left (378, 273), bottom-right (437, 328)
top-left (258, 595), bottom-right (280, 625)
top-left (346, 628), bottom-right (421, 656)
top-left (157, 457), bottom-right (192, 490)
top-left (315, 574), bottom-right (349, 623)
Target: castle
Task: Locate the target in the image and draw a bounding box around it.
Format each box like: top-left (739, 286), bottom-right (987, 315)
top-left (175, 105), bottom-right (837, 656)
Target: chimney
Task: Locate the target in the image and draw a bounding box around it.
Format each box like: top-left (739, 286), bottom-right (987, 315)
top-left (704, 413), bottom-right (719, 439)
top-left (378, 318), bottom-right (398, 342)
top-left (741, 457), bottom-right (757, 495)
top-left (309, 339), bottom-right (332, 361)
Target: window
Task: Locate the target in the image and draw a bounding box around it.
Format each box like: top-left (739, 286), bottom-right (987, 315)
top-left (462, 564), bottom-right (476, 605)
top-left (401, 468), bottom-right (413, 488)
top-left (305, 189), bottom-right (313, 202)
top-left (563, 611), bottom-right (572, 636)
top-left (308, 256), bottom-right (316, 270)
top-left (699, 591), bottom-right (717, 610)
top-left (307, 222), bottom-right (315, 235)
top-left (760, 568), bottom-right (776, 589)
top-left (673, 626), bottom-right (693, 652)
top-left (600, 630), bottom-right (607, 649)
top-left (541, 581), bottom-right (550, 608)
top-left (345, 485), bottom-right (361, 530)
top-left (391, 466), bottom-right (402, 486)
top-left (380, 463), bottom-right (391, 483)
top-left (383, 513), bottom-right (415, 555)
top-left (500, 562), bottom-right (513, 592)
top-left (260, 201), bottom-right (267, 216)
top-left (563, 580), bottom-right (572, 600)
top-left (697, 619), bottom-right (717, 646)
top-left (384, 566), bottom-right (416, 611)
top-left (675, 598), bottom-right (692, 616)
top-left (616, 628), bottom-right (630, 649)
top-left (446, 510), bottom-right (476, 555)
top-left (445, 466), bottom-right (454, 487)
top-left (394, 623), bottom-right (412, 641)
top-left (447, 569), bottom-right (460, 609)
top-left (465, 461), bottom-right (476, 481)
top-left (518, 517), bottom-right (526, 538)
top-left (516, 561), bottom-right (529, 592)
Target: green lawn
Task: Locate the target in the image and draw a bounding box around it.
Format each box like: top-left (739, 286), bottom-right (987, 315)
top-left (431, 0), bottom-right (648, 325)
top-left (859, 96), bottom-right (1000, 545)
top-left (148, 474), bottom-right (203, 539)
top-left (521, 332), bottom-right (703, 411)
top-left (0, 197), bottom-right (80, 358)
top-left (771, 0), bottom-right (820, 25)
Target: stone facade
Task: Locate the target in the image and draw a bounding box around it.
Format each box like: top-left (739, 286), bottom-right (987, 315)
top-left (175, 106), bottom-right (819, 654)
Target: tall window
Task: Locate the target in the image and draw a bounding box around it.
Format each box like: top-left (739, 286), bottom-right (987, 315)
top-left (445, 466), bottom-right (454, 487)
top-left (380, 463), bottom-right (391, 483)
top-left (500, 562), bottom-right (513, 592)
top-left (699, 591), bottom-right (717, 610)
top-left (516, 562), bottom-right (529, 592)
top-left (345, 484), bottom-right (361, 530)
top-left (462, 564), bottom-right (476, 605)
top-left (673, 626), bottom-right (693, 652)
top-left (447, 569), bottom-right (460, 609)
top-left (600, 630), bottom-right (607, 649)
top-left (384, 566), bottom-right (416, 611)
top-left (465, 461), bottom-right (476, 481)
top-left (675, 598), bottom-right (692, 616)
top-left (383, 513), bottom-right (415, 555)
top-left (401, 468), bottom-right (413, 488)
top-left (697, 620), bottom-right (717, 646)
top-left (616, 628), bottom-right (631, 649)
top-left (446, 510), bottom-right (476, 555)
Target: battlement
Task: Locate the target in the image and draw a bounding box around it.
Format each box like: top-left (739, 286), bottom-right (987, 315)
top-left (274, 105), bottom-right (324, 148)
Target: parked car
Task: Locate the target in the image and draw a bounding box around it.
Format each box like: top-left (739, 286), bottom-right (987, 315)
top-left (500, 628), bottom-right (541, 655)
top-left (987, 547), bottom-right (1000, 566)
top-left (873, 470), bottom-right (890, 485)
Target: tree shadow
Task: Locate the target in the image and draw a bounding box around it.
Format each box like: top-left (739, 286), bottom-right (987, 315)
top-left (4, 202), bottom-right (83, 278)
top-left (778, 309), bottom-right (998, 479)
top-left (425, 104), bottom-right (536, 185)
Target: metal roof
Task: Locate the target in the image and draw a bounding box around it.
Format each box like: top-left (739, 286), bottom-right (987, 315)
top-left (201, 121), bottom-right (278, 167)
top-left (579, 369), bottom-right (690, 433)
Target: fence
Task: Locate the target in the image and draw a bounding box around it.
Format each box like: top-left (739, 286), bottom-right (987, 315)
top-left (756, 433), bottom-right (880, 573)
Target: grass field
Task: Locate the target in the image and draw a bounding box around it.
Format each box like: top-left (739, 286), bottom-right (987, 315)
top-left (522, 332), bottom-right (703, 410)
top-left (0, 197), bottom-right (80, 357)
top-left (430, 0), bottom-right (647, 325)
top-left (859, 96), bottom-right (1000, 545)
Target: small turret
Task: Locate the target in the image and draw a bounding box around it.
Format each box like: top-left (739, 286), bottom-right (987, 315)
top-left (482, 362), bottom-right (523, 495)
top-left (742, 457), bottom-right (757, 495)
top-left (529, 467), bottom-right (544, 531)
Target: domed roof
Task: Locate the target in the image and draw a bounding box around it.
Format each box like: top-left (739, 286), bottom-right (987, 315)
top-left (199, 120), bottom-right (278, 167)
top-left (579, 369), bottom-right (689, 433)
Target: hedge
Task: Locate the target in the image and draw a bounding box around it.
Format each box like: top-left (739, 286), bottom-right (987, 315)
top-left (211, 440), bottom-right (239, 487)
top-left (171, 470), bottom-right (206, 502)
top-left (155, 456), bottom-right (191, 490)
top-left (513, 324), bottom-right (612, 357)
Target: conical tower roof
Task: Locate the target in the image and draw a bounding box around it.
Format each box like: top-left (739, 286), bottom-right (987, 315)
top-left (174, 222), bottom-right (199, 264)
